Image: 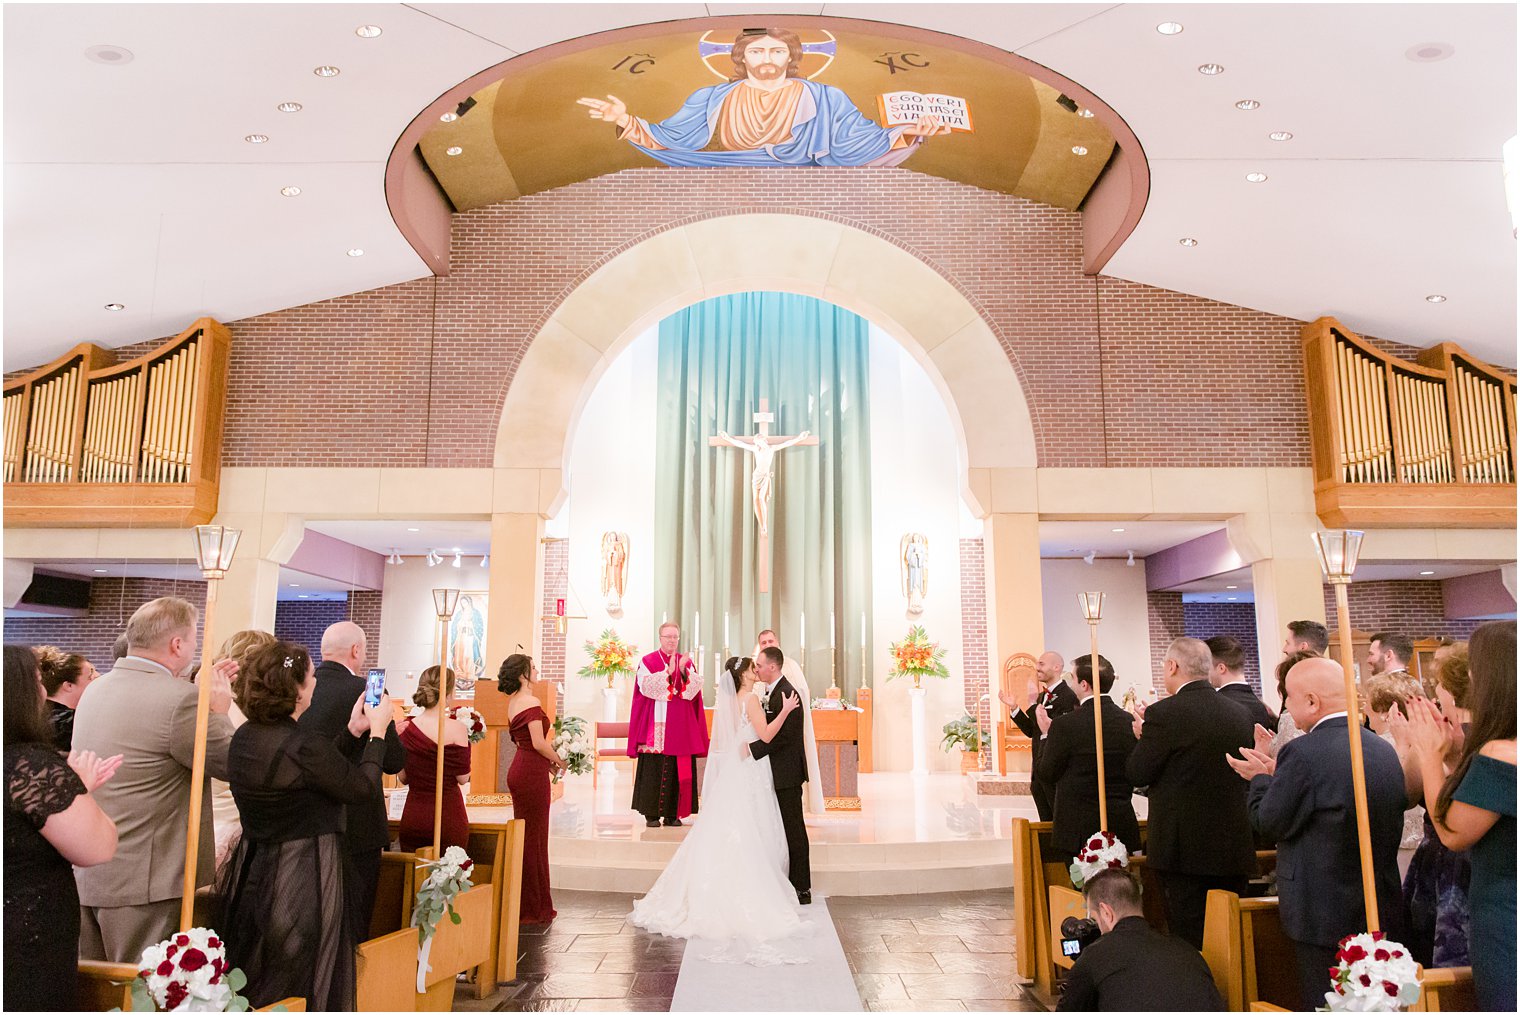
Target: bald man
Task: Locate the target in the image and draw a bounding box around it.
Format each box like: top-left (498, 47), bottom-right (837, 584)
top-left (1227, 656), bottom-right (1406, 1009)
top-left (1000, 651), bottom-right (1078, 821)
top-left (298, 621), bottom-right (406, 938)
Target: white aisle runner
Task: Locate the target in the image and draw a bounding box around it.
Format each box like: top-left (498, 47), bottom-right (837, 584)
top-left (669, 896), bottom-right (863, 1011)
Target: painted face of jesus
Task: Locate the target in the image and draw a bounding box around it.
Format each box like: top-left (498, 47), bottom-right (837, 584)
top-left (743, 38), bottom-right (791, 80)
top-left (659, 624), bottom-right (680, 655)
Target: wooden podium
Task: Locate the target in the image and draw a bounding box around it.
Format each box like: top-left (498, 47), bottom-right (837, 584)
top-left (811, 687), bottom-right (873, 809)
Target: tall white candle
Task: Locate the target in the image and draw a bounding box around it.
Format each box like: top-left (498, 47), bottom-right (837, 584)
top-left (662, 610), bottom-right (668, 624)
top-left (694, 612), bottom-right (700, 653)
top-left (860, 611), bottom-right (866, 648)
top-left (800, 611), bottom-right (806, 656)
top-left (830, 610), bottom-right (836, 649)
top-left (724, 612), bottom-right (730, 649)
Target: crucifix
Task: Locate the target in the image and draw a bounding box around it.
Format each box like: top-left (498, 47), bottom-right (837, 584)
top-left (709, 397), bottom-right (817, 593)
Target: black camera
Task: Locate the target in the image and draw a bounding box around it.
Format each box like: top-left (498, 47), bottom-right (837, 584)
top-left (1060, 916), bottom-right (1101, 958)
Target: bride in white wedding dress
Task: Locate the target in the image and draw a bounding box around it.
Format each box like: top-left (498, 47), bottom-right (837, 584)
top-left (629, 655), bottom-right (812, 964)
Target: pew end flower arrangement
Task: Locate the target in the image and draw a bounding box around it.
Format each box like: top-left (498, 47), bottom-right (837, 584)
top-left (1321, 931), bottom-right (1420, 1012)
top-left (1069, 830), bottom-right (1129, 890)
top-left (886, 625), bottom-right (950, 689)
top-left (577, 629), bottom-right (638, 688)
top-left (412, 846), bottom-right (475, 993)
top-left (120, 928), bottom-right (253, 1012)
top-left (447, 704), bottom-right (487, 744)
top-left (551, 714), bottom-right (594, 784)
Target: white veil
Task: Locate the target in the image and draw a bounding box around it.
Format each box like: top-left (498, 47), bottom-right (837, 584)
top-left (706, 659), bottom-right (745, 785)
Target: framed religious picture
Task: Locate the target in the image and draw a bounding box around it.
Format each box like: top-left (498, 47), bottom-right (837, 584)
top-left (436, 592), bottom-right (487, 699)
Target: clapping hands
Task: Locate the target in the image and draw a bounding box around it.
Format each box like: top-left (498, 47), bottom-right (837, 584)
top-left (1397, 696), bottom-right (1462, 762)
top-left (68, 750), bottom-right (123, 793)
top-left (1226, 746), bottom-right (1275, 781)
top-left (1253, 723), bottom-right (1276, 758)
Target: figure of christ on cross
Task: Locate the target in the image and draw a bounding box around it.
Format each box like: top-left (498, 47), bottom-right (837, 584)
top-left (709, 397), bottom-right (817, 594)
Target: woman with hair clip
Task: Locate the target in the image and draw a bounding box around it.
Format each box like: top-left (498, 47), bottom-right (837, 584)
top-left (397, 665), bottom-right (471, 852)
top-left (501, 654), bottom-right (563, 924)
top-left (1400, 621), bottom-right (1515, 1010)
top-left (629, 654), bottom-right (810, 964)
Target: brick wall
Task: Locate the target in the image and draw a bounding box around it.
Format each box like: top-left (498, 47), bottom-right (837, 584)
top-left (539, 540), bottom-right (568, 711)
top-left (1184, 602), bottom-right (1262, 693)
top-left (959, 537), bottom-right (990, 768)
top-left (273, 600), bottom-right (350, 661)
top-left (3, 577), bottom-right (207, 672)
top-left (1146, 591), bottom-right (1185, 696)
top-left (190, 168), bottom-right (1322, 470)
top-left (1321, 580), bottom-right (1488, 643)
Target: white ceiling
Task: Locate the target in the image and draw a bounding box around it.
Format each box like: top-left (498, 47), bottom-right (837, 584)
top-left (4, 3), bottom-right (1515, 371)
top-left (306, 518), bottom-right (492, 556)
top-left (1039, 519), bottom-right (1223, 558)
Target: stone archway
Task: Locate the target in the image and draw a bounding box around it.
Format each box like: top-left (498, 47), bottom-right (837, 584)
top-left (493, 212), bottom-right (1037, 518)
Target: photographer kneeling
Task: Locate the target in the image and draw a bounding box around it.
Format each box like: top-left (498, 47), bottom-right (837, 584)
top-left (1056, 869), bottom-right (1225, 1012)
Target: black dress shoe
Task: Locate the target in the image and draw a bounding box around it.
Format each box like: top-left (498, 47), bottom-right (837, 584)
top-left (797, 892), bottom-right (812, 905)
top-left (645, 818), bottom-right (660, 828)
top-left (663, 817), bottom-right (683, 827)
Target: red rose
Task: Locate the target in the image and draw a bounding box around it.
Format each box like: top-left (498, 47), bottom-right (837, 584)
top-left (166, 944), bottom-right (178, 959)
top-left (1087, 837), bottom-right (1103, 850)
top-left (1371, 931), bottom-right (1385, 941)
top-left (1107, 859), bottom-right (1122, 868)
top-left (1392, 950), bottom-right (1403, 959)
top-left (179, 947), bottom-right (208, 972)
top-left (461, 859), bottom-right (474, 871)
top-left (1342, 945), bottom-right (1367, 962)
top-left (1374, 948), bottom-right (1390, 962)
top-left (164, 982), bottom-right (189, 1010)
top-left (1359, 974), bottom-right (1372, 987)
top-left (157, 960), bottom-right (174, 977)
top-left (1383, 982), bottom-right (1399, 998)
top-left (175, 934), bottom-right (190, 946)
top-left (210, 970), bottom-right (221, 985)
top-left (208, 936), bottom-right (220, 948)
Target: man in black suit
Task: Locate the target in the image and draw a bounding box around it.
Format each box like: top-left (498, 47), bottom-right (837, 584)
top-left (1126, 637), bottom-right (1256, 950)
top-left (296, 621), bottom-right (406, 937)
top-left (1037, 653), bottom-right (1141, 858)
top-left (748, 645), bottom-right (811, 904)
top-left (1000, 650), bottom-right (1078, 820)
top-left (1227, 656), bottom-right (1407, 1010)
top-left (1206, 635), bottom-right (1277, 733)
top-left (1056, 869), bottom-right (1224, 1011)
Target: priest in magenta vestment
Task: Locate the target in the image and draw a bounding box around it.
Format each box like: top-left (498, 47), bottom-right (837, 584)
top-left (628, 623), bottom-right (709, 827)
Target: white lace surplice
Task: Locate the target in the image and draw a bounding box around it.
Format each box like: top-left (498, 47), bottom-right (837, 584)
top-left (628, 681), bottom-right (812, 965)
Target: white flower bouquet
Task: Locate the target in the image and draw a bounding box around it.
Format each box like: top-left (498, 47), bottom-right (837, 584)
top-left (551, 714), bottom-right (594, 783)
top-left (1068, 829), bottom-right (1129, 890)
top-left (1322, 932), bottom-right (1420, 1011)
top-left (131, 927), bottom-right (248, 1012)
top-left (447, 704), bottom-right (487, 745)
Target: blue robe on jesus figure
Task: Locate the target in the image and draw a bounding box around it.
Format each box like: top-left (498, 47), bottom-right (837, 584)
top-left (624, 79), bottom-right (923, 168)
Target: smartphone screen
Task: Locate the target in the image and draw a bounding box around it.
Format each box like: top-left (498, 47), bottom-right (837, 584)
top-left (364, 668), bottom-right (386, 707)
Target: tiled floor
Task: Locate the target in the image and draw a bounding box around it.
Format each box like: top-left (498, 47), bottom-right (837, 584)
top-left (455, 888), bottom-right (1048, 1013)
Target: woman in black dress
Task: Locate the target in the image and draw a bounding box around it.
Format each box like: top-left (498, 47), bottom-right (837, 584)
top-left (3, 644), bottom-right (119, 1010)
top-left (217, 641), bottom-right (392, 1011)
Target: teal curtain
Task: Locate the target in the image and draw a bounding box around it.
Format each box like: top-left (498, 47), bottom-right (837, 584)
top-left (653, 292), bottom-right (873, 698)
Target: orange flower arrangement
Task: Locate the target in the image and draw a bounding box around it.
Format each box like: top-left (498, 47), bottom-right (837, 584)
top-left (886, 625), bottom-right (950, 688)
top-left (577, 629), bottom-right (638, 687)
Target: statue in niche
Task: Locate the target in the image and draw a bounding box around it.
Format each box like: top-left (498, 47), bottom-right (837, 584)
top-left (601, 531), bottom-right (630, 615)
top-left (901, 533), bottom-right (928, 616)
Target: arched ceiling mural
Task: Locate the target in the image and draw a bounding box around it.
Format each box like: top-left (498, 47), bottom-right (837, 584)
top-left (416, 23), bottom-right (1117, 213)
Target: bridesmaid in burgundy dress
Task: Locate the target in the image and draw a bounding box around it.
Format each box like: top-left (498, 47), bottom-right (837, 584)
top-left (397, 666), bottom-right (472, 853)
top-left (501, 654), bottom-right (564, 924)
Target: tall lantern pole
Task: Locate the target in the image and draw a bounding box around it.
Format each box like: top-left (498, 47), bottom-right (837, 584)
top-left (432, 588), bottom-right (461, 858)
top-left (1078, 591), bottom-right (1108, 832)
top-left (182, 524), bottom-right (241, 930)
top-left (1312, 529), bottom-right (1379, 932)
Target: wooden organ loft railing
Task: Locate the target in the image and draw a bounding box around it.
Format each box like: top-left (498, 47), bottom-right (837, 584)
top-left (1302, 317), bottom-right (1516, 528)
top-left (2, 318), bottom-right (231, 527)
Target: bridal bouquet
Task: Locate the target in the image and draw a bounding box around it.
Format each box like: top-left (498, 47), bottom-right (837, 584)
top-left (551, 715), bottom-right (594, 783)
top-left (886, 625), bottom-right (950, 688)
top-left (130, 927), bottom-right (249, 1012)
top-left (1068, 830), bottom-right (1129, 890)
top-left (1322, 932), bottom-right (1420, 1011)
top-left (447, 704), bottom-right (487, 744)
top-left (577, 629), bottom-right (638, 687)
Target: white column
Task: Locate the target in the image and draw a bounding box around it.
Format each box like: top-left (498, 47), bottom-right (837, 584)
top-left (599, 685), bottom-right (620, 778)
top-left (909, 685), bottom-right (929, 776)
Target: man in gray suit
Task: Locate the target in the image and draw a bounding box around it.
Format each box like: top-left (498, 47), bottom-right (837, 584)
top-left (73, 596), bottom-right (236, 962)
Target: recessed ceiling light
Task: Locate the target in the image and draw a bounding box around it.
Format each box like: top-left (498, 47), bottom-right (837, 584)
top-left (277, 101), bottom-right (303, 113)
top-left (1111, 527), bottom-right (1125, 533)
top-left (84, 44), bottom-right (134, 65)
top-left (1405, 42), bottom-right (1454, 63)
top-left (298, 594), bottom-right (309, 598)
top-left (93, 568), bottom-right (109, 573)
top-left (244, 134), bottom-right (269, 144)
top-left (289, 583), bottom-right (301, 588)
top-left (440, 111), bottom-right (459, 123)
top-left (1071, 145), bottom-right (1088, 156)
top-left (1198, 63), bottom-right (1225, 75)
top-left (347, 248), bottom-right (364, 257)
top-left (1178, 237), bottom-right (1198, 247)
top-left (1156, 22), bottom-right (1184, 35)
top-left (1269, 131), bottom-right (1294, 141)
top-left (1246, 171), bottom-right (1268, 183)
top-left (313, 65), bottom-right (341, 77)
top-left (1077, 108), bottom-right (1095, 119)
top-left (280, 186), bottom-right (302, 197)
top-left (104, 302), bottom-right (125, 311)
top-left (1419, 570), bottom-right (1436, 576)
top-left (1234, 99), bottom-right (1261, 110)
top-left (406, 526), bottom-right (420, 532)
top-left (1225, 585), bottom-right (1238, 590)
top-left (1425, 294), bottom-right (1447, 303)
top-left (1226, 596), bottom-right (1238, 601)
top-left (355, 25), bottom-right (383, 38)
top-left (446, 146), bottom-right (463, 156)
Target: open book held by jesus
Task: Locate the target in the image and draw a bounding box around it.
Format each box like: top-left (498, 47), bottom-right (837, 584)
top-left (878, 91), bottom-right (974, 133)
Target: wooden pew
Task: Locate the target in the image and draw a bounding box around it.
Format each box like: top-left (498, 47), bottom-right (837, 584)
top-left (1201, 890), bottom-right (1300, 1011)
top-left (1412, 966), bottom-right (1476, 1012)
top-left (370, 849), bottom-right (421, 938)
top-left (415, 883), bottom-right (496, 1011)
top-left (357, 927), bottom-right (421, 1012)
top-left (76, 960), bottom-right (301, 1011)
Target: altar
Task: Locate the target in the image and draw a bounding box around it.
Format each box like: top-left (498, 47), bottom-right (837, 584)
top-left (811, 687), bottom-right (873, 810)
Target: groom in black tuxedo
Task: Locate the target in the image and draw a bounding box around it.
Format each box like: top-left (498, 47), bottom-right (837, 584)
top-left (748, 646), bottom-right (812, 904)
